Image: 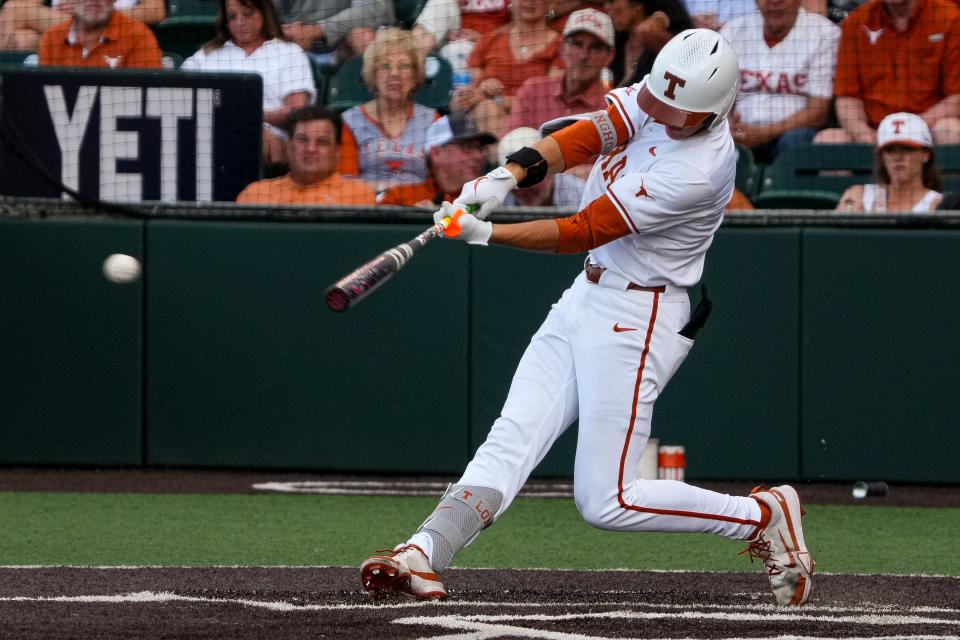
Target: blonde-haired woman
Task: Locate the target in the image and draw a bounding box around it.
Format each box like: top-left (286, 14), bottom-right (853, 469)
top-left (837, 112), bottom-right (943, 213)
top-left (338, 27), bottom-right (439, 194)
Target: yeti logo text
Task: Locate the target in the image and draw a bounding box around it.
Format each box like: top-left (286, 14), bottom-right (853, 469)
top-left (43, 85), bottom-right (215, 201)
top-left (662, 71), bottom-right (686, 100)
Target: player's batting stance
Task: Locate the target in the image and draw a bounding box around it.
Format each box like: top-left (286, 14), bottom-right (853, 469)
top-left (361, 29), bottom-right (814, 606)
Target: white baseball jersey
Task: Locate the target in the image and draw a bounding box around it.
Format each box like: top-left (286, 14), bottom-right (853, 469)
top-left (581, 82), bottom-right (736, 288)
top-left (721, 9), bottom-right (840, 126)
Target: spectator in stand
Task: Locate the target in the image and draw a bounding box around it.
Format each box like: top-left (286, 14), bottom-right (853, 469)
top-left (413, 0), bottom-right (510, 72)
top-left (277, 0), bottom-right (395, 64)
top-left (683, 0), bottom-right (758, 30)
top-left (814, 0), bottom-right (960, 146)
top-left (411, 0), bottom-right (462, 59)
top-left (338, 28), bottom-right (439, 194)
top-left (0, 0), bottom-right (164, 51)
top-left (604, 0), bottom-right (692, 87)
top-left (38, 0), bottom-right (161, 68)
top-left (378, 112), bottom-right (497, 207)
top-left (545, 0), bottom-right (602, 32)
top-left (722, 0), bottom-right (840, 163)
top-left (507, 8), bottom-right (614, 132)
top-left (497, 126), bottom-right (587, 207)
top-left (836, 112), bottom-right (943, 212)
top-left (237, 106), bottom-right (376, 205)
top-left (451, 0), bottom-right (562, 136)
top-left (181, 0), bottom-right (315, 165)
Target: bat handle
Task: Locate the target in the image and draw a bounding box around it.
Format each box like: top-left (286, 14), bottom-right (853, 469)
top-left (440, 203), bottom-right (479, 238)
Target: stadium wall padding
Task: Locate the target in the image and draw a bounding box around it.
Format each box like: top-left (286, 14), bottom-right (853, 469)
top-left (2, 218), bottom-right (959, 482)
top-left (0, 218), bottom-right (143, 465)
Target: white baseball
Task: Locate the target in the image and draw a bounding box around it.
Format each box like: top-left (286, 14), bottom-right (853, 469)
top-left (102, 253), bottom-right (142, 284)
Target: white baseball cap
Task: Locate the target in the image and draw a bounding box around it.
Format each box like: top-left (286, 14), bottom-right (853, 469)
top-left (497, 127), bottom-right (541, 166)
top-left (562, 8), bottom-right (615, 48)
top-left (424, 113), bottom-right (498, 155)
top-left (877, 112), bottom-right (933, 150)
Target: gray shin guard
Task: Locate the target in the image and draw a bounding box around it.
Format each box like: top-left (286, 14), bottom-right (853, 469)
top-left (418, 484), bottom-right (503, 571)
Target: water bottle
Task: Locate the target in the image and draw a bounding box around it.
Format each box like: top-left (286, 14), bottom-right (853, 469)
top-left (452, 69), bottom-right (472, 90)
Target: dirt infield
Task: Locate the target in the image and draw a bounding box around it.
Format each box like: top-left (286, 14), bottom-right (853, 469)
top-left (1, 567), bottom-right (958, 639)
top-left (2, 468), bottom-right (959, 638)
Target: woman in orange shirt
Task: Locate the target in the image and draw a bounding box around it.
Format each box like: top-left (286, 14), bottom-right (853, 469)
top-left (450, 0), bottom-right (562, 136)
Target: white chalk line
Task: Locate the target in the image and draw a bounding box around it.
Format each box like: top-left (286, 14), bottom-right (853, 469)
top-left (0, 592), bottom-right (957, 619)
top-left (1, 565), bottom-right (958, 580)
top-left (251, 480), bottom-right (573, 498)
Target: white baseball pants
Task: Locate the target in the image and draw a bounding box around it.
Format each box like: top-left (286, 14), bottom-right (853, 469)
top-left (459, 271), bottom-right (762, 540)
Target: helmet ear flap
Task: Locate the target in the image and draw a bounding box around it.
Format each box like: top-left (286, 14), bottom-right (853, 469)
top-left (707, 83), bottom-right (738, 130)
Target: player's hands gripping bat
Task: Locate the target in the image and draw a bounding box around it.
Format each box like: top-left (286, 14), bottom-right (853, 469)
top-left (453, 166), bottom-right (518, 220)
top-left (432, 202), bottom-right (492, 245)
top-left (324, 204), bottom-right (478, 312)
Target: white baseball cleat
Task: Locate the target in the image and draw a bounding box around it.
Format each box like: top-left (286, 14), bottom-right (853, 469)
top-left (741, 485), bottom-right (815, 605)
top-left (360, 544), bottom-right (448, 600)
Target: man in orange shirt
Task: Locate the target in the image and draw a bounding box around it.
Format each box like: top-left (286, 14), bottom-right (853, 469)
top-left (379, 112), bottom-right (497, 207)
top-left (237, 106), bottom-right (376, 206)
top-left (39, 0), bottom-right (162, 69)
top-left (814, 0), bottom-right (960, 145)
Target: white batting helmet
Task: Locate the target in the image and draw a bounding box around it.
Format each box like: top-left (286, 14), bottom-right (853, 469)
top-left (638, 29), bottom-right (739, 130)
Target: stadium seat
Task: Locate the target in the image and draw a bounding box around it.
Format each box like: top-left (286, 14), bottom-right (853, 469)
top-left (415, 54), bottom-right (452, 111)
top-left (326, 57), bottom-right (372, 111)
top-left (326, 54), bottom-right (452, 112)
top-left (0, 50), bottom-right (33, 66)
top-left (735, 144), bottom-right (761, 200)
top-left (161, 51), bottom-right (184, 69)
top-left (154, 0), bottom-right (219, 58)
top-left (752, 143), bottom-right (875, 209)
top-left (935, 145), bottom-right (960, 194)
top-left (394, 0), bottom-right (427, 29)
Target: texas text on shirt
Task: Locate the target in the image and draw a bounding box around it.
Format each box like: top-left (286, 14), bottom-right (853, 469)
top-left (548, 81), bottom-right (735, 288)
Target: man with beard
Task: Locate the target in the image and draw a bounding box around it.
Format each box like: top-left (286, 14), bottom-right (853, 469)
top-left (39, 0), bottom-right (161, 68)
top-left (507, 8), bottom-right (616, 132)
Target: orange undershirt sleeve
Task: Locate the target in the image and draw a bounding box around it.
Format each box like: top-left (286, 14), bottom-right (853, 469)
top-left (547, 104), bottom-right (631, 171)
top-left (554, 193), bottom-right (632, 254)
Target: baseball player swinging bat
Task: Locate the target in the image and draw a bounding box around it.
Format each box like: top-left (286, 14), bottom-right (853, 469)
top-left (324, 204), bottom-right (477, 312)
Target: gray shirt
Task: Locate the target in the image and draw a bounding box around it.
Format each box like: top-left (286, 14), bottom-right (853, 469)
top-left (277, 0), bottom-right (396, 43)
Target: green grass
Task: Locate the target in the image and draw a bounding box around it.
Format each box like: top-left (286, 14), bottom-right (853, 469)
top-left (0, 492), bottom-right (956, 575)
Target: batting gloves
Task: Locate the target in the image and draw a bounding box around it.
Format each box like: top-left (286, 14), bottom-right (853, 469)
top-left (453, 166), bottom-right (518, 220)
top-left (434, 202), bottom-right (493, 246)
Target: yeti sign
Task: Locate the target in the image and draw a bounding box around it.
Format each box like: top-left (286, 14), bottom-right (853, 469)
top-left (0, 68), bottom-right (263, 202)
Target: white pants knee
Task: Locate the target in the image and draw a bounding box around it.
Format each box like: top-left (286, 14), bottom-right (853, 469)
top-left (460, 273), bottom-right (760, 540)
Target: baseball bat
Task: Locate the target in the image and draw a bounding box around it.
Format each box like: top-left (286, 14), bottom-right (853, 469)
top-left (324, 204), bottom-right (476, 312)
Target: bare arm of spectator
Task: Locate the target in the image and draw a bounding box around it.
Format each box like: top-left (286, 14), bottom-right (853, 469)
top-left (412, 0), bottom-right (461, 56)
top-left (264, 92), bottom-right (312, 128)
top-left (124, 0), bottom-right (165, 25)
top-left (836, 185), bottom-right (864, 212)
top-left (733, 97), bottom-right (831, 148)
top-left (919, 94), bottom-right (960, 126)
top-left (835, 97), bottom-right (876, 145)
top-left (802, 0), bottom-right (826, 14)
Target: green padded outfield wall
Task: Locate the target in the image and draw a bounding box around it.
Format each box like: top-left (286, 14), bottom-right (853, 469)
top-left (144, 222), bottom-right (471, 472)
top-left (0, 218), bottom-right (143, 465)
top-left (801, 229), bottom-right (960, 483)
top-left (651, 229), bottom-right (801, 480)
top-left (2, 218), bottom-right (959, 481)
top-left (470, 230), bottom-right (801, 480)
